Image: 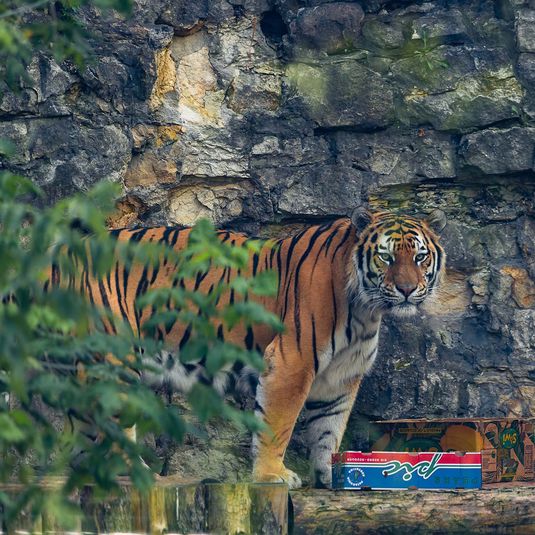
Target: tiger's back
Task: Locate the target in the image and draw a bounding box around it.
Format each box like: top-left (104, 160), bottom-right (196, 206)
top-left (79, 219), bottom-right (356, 375)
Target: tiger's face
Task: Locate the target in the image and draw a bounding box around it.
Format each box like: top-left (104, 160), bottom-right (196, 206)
top-left (354, 210), bottom-right (446, 317)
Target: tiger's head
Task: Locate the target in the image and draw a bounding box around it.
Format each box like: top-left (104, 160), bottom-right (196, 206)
top-left (351, 208), bottom-right (447, 317)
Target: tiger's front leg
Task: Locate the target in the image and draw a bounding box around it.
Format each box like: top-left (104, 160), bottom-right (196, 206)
top-left (252, 338), bottom-right (314, 489)
top-left (304, 375), bottom-right (362, 488)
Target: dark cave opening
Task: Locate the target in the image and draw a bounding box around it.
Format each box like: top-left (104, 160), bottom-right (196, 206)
top-left (260, 9), bottom-right (288, 45)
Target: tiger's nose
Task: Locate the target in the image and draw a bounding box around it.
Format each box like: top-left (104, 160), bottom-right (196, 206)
top-left (396, 284), bottom-right (417, 298)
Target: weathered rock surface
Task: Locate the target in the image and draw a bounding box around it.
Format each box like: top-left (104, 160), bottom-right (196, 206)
top-left (289, 3), bottom-right (365, 56)
top-left (459, 127), bottom-right (535, 174)
top-left (1, 0), bottom-right (535, 484)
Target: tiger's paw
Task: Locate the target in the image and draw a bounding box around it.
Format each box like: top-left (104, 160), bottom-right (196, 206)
top-left (254, 467), bottom-right (302, 489)
top-left (312, 467), bottom-right (332, 489)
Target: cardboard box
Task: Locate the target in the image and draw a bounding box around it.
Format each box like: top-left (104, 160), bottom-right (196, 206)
top-left (332, 451), bottom-right (482, 490)
top-left (370, 418), bottom-right (535, 484)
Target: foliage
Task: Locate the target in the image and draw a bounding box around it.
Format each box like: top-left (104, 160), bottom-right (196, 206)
top-left (0, 0), bottom-right (130, 91)
top-left (0, 175), bottom-right (281, 527)
top-left (0, 0), bottom-right (282, 526)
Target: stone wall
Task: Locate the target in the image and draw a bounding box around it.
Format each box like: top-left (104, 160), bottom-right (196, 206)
top-left (2, 0), bottom-right (535, 479)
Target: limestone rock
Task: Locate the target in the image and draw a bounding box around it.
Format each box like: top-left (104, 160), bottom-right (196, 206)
top-left (335, 128), bottom-right (456, 187)
top-left (28, 55), bottom-right (77, 103)
top-left (266, 163), bottom-right (362, 216)
top-left (107, 196), bottom-right (147, 228)
top-left (286, 60), bottom-right (394, 129)
top-left (181, 130), bottom-right (249, 179)
top-left (290, 3), bottom-right (365, 55)
top-left (226, 72), bottom-right (282, 114)
top-left (0, 122), bottom-right (30, 165)
top-left (410, 8), bottom-right (468, 43)
top-left (401, 71), bottom-right (524, 132)
top-left (518, 216), bottom-right (535, 280)
top-left (517, 52), bottom-right (535, 87)
top-left (393, 44), bottom-right (525, 132)
top-left (516, 8), bottom-right (535, 52)
top-left (501, 266), bottom-right (535, 309)
top-left (124, 151), bottom-right (179, 187)
top-left (168, 183), bottom-right (249, 225)
top-left (361, 17), bottom-right (405, 49)
top-left (251, 135), bottom-right (361, 217)
top-left (459, 127), bottom-right (535, 174)
top-left (131, 124), bottom-right (184, 150)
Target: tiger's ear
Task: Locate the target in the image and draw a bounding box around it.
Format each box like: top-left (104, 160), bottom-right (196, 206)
top-left (350, 206), bottom-right (373, 233)
top-left (425, 209), bottom-right (447, 234)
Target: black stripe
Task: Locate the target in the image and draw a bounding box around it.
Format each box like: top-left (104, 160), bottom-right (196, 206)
top-left (248, 374), bottom-right (259, 394)
top-left (293, 225), bottom-right (330, 350)
top-left (169, 228), bottom-right (181, 247)
top-left (317, 430), bottom-right (333, 442)
top-left (345, 304), bottom-right (353, 344)
top-left (84, 265), bottom-right (95, 305)
top-left (284, 230), bottom-right (306, 276)
top-left (276, 245), bottom-right (283, 292)
top-left (269, 247), bottom-right (276, 270)
top-left (331, 226), bottom-right (353, 262)
top-left (133, 264), bottom-right (150, 335)
top-left (217, 324), bottom-right (225, 341)
top-left (232, 361), bottom-right (244, 374)
top-left (306, 409), bottom-right (345, 426)
top-left (179, 324), bottom-right (192, 350)
top-left (365, 346), bottom-right (378, 362)
top-left (130, 228), bottom-right (149, 243)
top-left (323, 226), bottom-right (340, 256)
top-left (98, 280), bottom-right (116, 334)
top-left (51, 263), bottom-right (59, 285)
top-left (427, 234), bottom-right (443, 275)
top-left (330, 279), bottom-right (337, 355)
top-left (357, 247), bottom-right (364, 272)
top-left (106, 268), bottom-right (112, 296)
top-left (115, 261), bottom-right (129, 321)
top-left (124, 228), bottom-right (149, 308)
top-left (360, 329), bottom-right (377, 342)
top-left (252, 253), bottom-right (260, 276)
top-left (149, 261), bottom-right (160, 285)
top-left (213, 268), bottom-right (228, 306)
top-left (159, 227), bottom-right (174, 267)
top-left (194, 270), bottom-right (209, 291)
top-left (160, 227), bottom-right (173, 244)
top-left (245, 327), bottom-right (254, 350)
top-left (305, 393), bottom-right (347, 412)
top-left (311, 316), bottom-right (319, 374)
top-left (311, 221), bottom-right (336, 272)
top-left (254, 401), bottom-right (265, 415)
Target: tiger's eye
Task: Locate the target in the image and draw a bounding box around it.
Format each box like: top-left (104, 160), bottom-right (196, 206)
top-left (378, 253), bottom-right (392, 264)
top-left (415, 252), bottom-right (428, 263)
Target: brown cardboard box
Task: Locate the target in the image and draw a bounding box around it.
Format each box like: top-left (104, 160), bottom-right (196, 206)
top-left (370, 418), bottom-right (535, 484)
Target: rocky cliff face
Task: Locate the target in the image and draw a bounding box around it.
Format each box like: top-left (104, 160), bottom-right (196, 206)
top-left (2, 0), bottom-right (535, 480)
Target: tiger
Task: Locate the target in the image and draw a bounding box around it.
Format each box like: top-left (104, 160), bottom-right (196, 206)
top-left (58, 207), bottom-right (447, 489)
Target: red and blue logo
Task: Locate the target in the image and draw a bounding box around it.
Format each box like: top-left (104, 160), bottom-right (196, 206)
top-left (332, 451), bottom-right (482, 490)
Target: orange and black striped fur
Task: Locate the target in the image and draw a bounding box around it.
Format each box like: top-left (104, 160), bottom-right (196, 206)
top-left (56, 209), bottom-right (446, 488)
